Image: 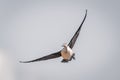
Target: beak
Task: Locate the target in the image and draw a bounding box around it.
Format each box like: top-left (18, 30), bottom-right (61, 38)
top-left (62, 43), bottom-right (67, 47)
top-left (61, 45), bottom-right (64, 47)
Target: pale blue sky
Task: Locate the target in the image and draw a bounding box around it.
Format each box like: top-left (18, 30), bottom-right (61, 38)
top-left (0, 0), bottom-right (120, 80)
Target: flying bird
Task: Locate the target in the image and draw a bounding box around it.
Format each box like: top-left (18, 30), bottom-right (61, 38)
top-left (20, 10), bottom-right (87, 63)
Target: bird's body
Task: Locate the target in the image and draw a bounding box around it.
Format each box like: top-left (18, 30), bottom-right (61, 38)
top-left (61, 44), bottom-right (73, 60)
top-left (20, 10), bottom-right (87, 63)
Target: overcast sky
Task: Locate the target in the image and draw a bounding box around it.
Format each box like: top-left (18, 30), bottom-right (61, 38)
top-left (0, 0), bottom-right (120, 80)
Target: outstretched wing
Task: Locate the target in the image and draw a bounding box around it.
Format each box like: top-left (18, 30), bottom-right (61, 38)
top-left (68, 10), bottom-right (87, 49)
top-left (20, 51), bottom-right (61, 63)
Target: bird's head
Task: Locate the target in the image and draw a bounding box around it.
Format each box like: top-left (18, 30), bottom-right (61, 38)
top-left (62, 43), bottom-right (68, 47)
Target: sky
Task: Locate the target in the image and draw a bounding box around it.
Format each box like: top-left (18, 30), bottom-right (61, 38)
top-left (0, 0), bottom-right (120, 80)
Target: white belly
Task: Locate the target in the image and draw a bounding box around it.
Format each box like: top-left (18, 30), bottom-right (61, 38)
top-left (61, 46), bottom-right (73, 60)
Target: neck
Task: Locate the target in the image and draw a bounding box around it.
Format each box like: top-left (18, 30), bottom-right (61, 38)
top-left (64, 46), bottom-right (68, 53)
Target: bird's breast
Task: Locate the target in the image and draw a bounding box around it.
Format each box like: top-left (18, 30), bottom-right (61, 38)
top-left (61, 47), bottom-right (73, 60)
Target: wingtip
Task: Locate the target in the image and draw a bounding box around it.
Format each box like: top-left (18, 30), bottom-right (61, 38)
top-left (19, 61), bottom-right (28, 63)
top-left (19, 61), bottom-right (24, 63)
top-left (85, 9), bottom-right (87, 15)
